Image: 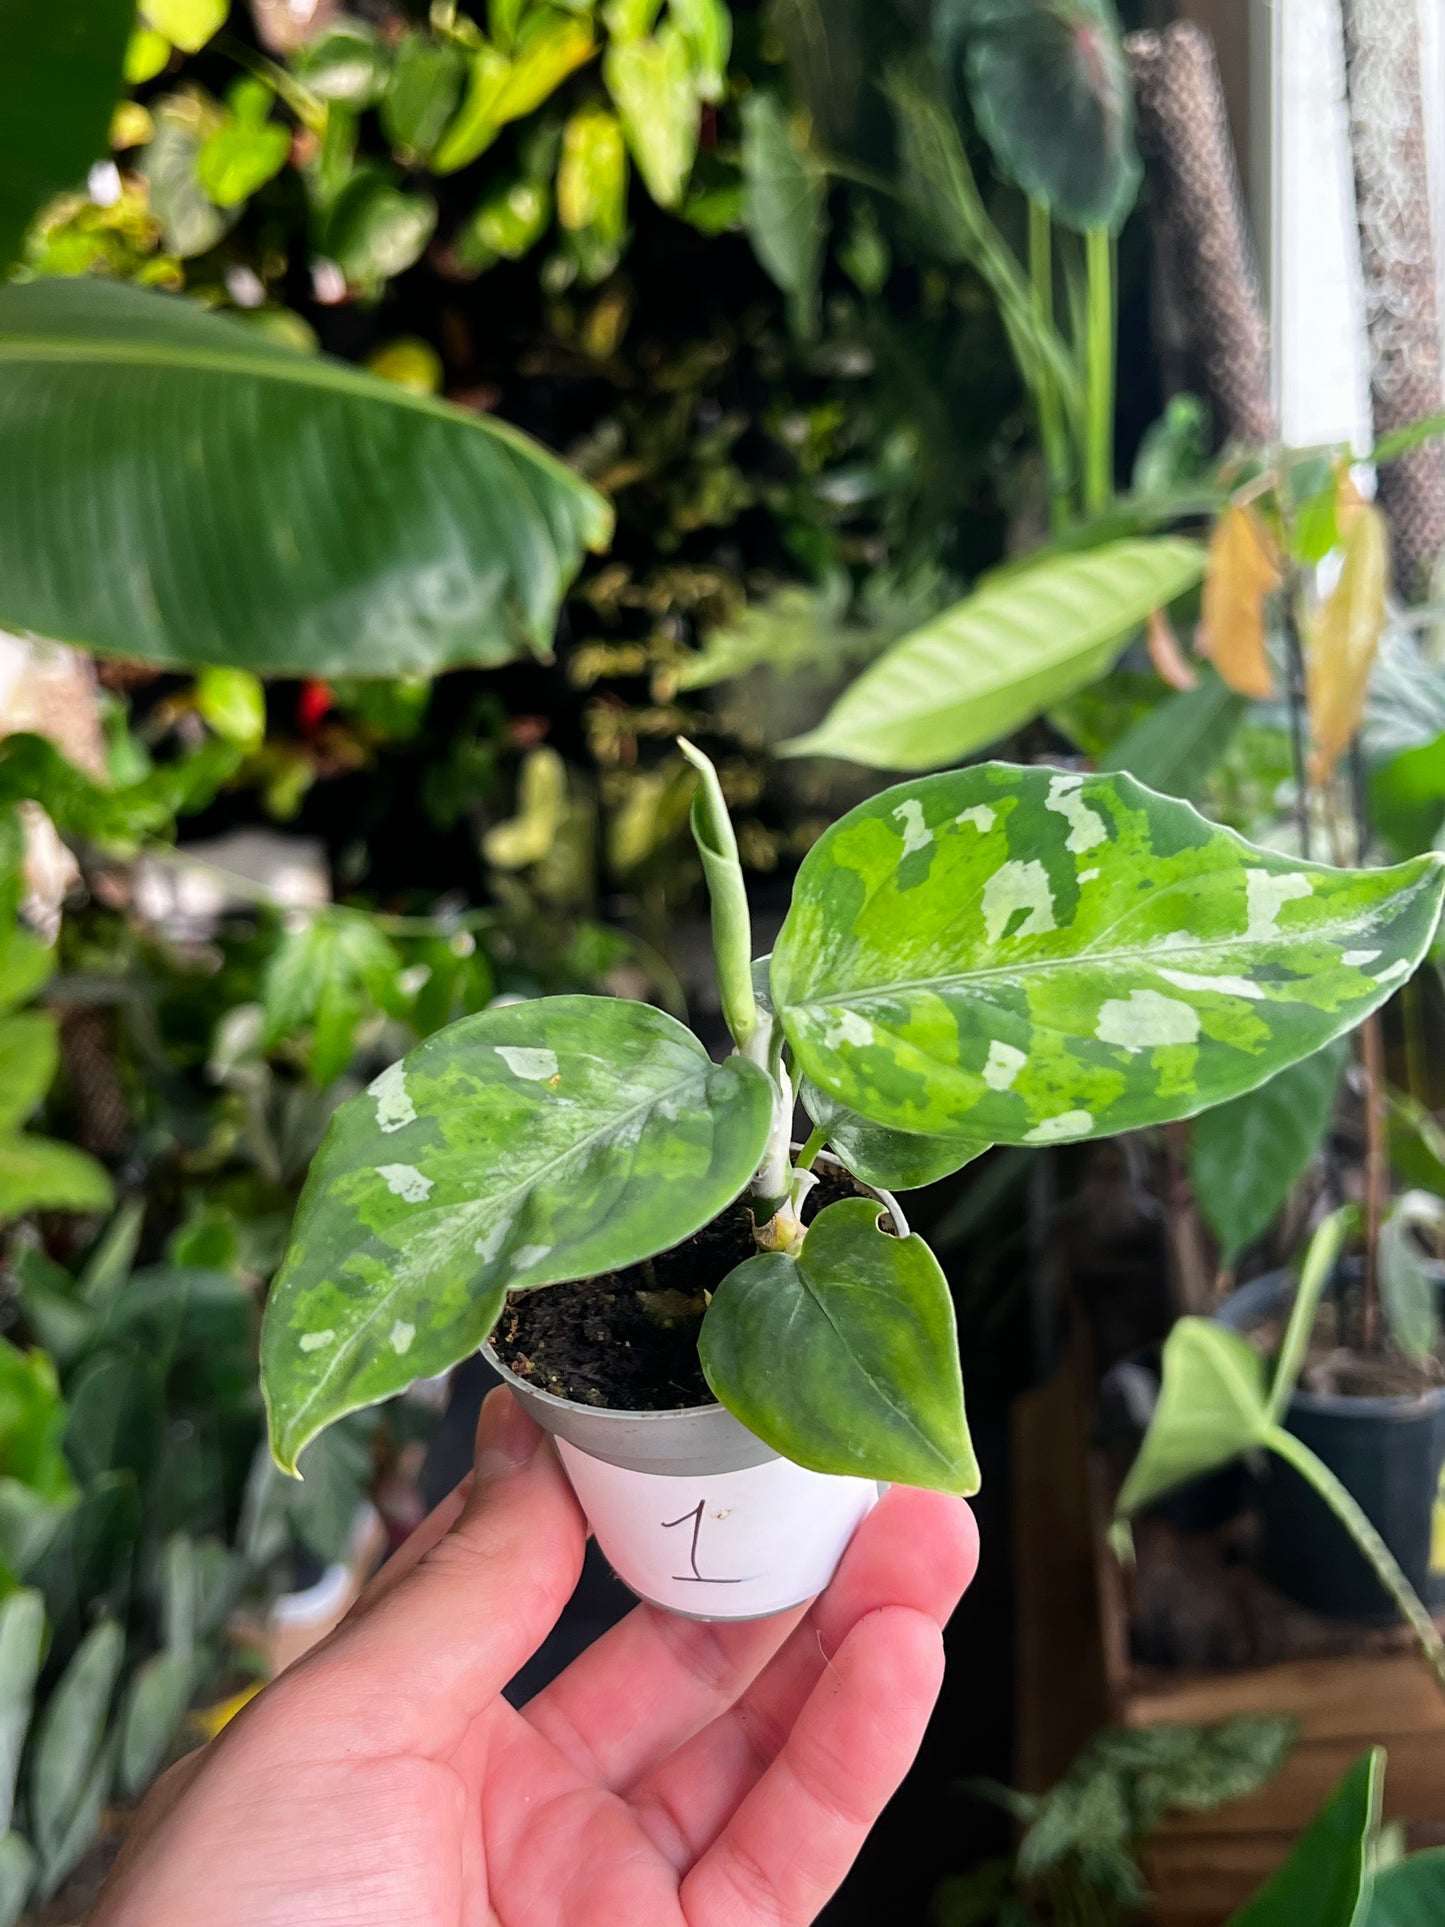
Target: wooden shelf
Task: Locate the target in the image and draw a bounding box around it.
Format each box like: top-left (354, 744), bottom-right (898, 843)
top-left (1013, 1320), bottom-right (1445, 1925)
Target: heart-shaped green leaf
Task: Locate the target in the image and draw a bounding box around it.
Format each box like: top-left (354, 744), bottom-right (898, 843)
top-left (1114, 1319), bottom-right (1269, 1518)
top-left (0, 0), bottom-right (133, 270)
top-left (262, 996), bottom-right (774, 1472)
top-left (937, 0), bottom-right (1142, 234)
top-left (699, 1197), bottom-right (977, 1493)
top-left (772, 764), bottom-right (1445, 1145)
top-left (0, 279), bottom-right (612, 676)
top-left (781, 539), bottom-right (1206, 771)
top-left (800, 1080), bottom-right (989, 1192)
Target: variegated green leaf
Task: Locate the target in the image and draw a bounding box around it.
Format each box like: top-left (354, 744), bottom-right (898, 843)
top-left (262, 996), bottom-right (774, 1472)
top-left (699, 1198), bottom-right (977, 1492)
top-left (781, 538), bottom-right (1206, 771)
top-left (800, 1079), bottom-right (989, 1191)
top-left (772, 764), bottom-right (1445, 1145)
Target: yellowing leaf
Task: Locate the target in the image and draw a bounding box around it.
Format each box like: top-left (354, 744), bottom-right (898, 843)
top-left (1335, 462), bottom-right (1368, 534)
top-left (191, 1683), bottom-right (263, 1739)
top-left (1200, 503), bottom-right (1280, 700)
top-left (1307, 504), bottom-right (1390, 778)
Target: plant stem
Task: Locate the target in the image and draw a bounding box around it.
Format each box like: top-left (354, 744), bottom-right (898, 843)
top-left (1028, 199), bottom-right (1071, 529)
top-left (1082, 227), bottom-right (1114, 514)
top-left (795, 1121), bottom-right (829, 1172)
top-left (1267, 1424), bottom-right (1445, 1695)
top-left (1281, 597), bottom-right (1313, 859)
top-left (1360, 1012), bottom-right (1388, 1354)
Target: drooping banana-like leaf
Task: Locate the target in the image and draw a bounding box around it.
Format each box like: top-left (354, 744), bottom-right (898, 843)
top-left (772, 763), bottom-right (1445, 1145)
top-left (699, 1198), bottom-right (978, 1492)
top-left (1226, 1750), bottom-right (1381, 1927)
top-left (935, 0), bottom-right (1141, 234)
top-left (781, 539), bottom-right (1205, 771)
top-left (0, 279), bottom-right (613, 677)
top-left (261, 996), bottom-right (774, 1472)
top-left (801, 1080), bottom-right (989, 1192)
top-left (1190, 1043), bottom-right (1347, 1263)
top-left (0, 0), bottom-right (133, 269)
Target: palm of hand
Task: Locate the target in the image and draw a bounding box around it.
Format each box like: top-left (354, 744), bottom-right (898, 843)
top-left (95, 1394), bottom-right (976, 1927)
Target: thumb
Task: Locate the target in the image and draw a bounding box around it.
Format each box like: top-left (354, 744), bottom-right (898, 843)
top-left (295, 1389), bottom-right (587, 1752)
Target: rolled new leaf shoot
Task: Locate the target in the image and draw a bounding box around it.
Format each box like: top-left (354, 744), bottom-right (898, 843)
top-left (678, 737), bottom-right (759, 1054)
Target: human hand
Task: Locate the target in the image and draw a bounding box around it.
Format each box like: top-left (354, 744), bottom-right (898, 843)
top-left (94, 1388), bottom-right (978, 1927)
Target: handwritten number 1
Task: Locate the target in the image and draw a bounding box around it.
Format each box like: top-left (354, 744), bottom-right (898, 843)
top-left (661, 1500), bottom-right (744, 1584)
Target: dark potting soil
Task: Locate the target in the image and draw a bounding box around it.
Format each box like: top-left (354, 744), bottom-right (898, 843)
top-left (494, 1170), bottom-right (880, 1411)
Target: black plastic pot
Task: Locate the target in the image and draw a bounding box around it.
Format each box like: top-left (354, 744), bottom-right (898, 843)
top-left (1218, 1271), bottom-right (1445, 1622)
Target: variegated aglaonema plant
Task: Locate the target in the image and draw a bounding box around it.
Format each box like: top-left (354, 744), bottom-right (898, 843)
top-left (260, 744), bottom-right (1445, 1496)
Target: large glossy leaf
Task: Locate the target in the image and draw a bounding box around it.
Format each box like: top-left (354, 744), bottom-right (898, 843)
top-left (0, 279), bottom-right (612, 676)
top-left (771, 764), bottom-right (1445, 1145)
top-left (1114, 1319), bottom-right (1269, 1517)
top-left (800, 1080), bottom-right (989, 1192)
top-left (699, 1198), bottom-right (978, 1492)
top-left (0, 0), bottom-right (133, 268)
top-left (1227, 1750), bottom-right (1381, 1927)
top-left (262, 996), bottom-right (774, 1472)
top-left (781, 539), bottom-right (1206, 771)
top-left (1190, 1043), bottom-right (1347, 1263)
top-left (1367, 1850), bottom-right (1445, 1927)
top-left (937, 0), bottom-right (1141, 234)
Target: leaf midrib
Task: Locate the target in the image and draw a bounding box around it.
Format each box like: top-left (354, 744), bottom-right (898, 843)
top-left (781, 922), bottom-right (1411, 1011)
top-left (797, 1253), bottom-right (956, 1476)
top-left (0, 334), bottom-right (592, 491)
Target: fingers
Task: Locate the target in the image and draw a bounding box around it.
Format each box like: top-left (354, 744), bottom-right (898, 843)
top-left (630, 1488), bottom-right (977, 1867)
top-left (681, 1604), bottom-right (946, 1927)
top-left (278, 1389), bottom-right (586, 1758)
top-left (348, 1474), bottom-right (474, 1617)
top-left (522, 1598), bottom-right (806, 1791)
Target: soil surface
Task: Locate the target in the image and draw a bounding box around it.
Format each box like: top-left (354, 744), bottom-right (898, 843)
top-left (1243, 1294), bottom-right (1445, 1400)
top-left (494, 1169), bottom-right (883, 1410)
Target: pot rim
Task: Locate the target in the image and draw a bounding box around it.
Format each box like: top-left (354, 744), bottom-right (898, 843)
top-left (1218, 1268), bottom-right (1445, 1420)
top-left (482, 1336), bottom-right (723, 1425)
top-left (482, 1147), bottom-right (897, 1427)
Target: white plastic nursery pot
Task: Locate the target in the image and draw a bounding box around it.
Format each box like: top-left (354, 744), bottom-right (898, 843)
top-left (480, 1156), bottom-right (893, 1620)
top-left (482, 1342), bottom-right (880, 1620)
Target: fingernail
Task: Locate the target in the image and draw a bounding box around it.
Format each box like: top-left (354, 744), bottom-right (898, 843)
top-left (475, 1389), bottom-right (541, 1480)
